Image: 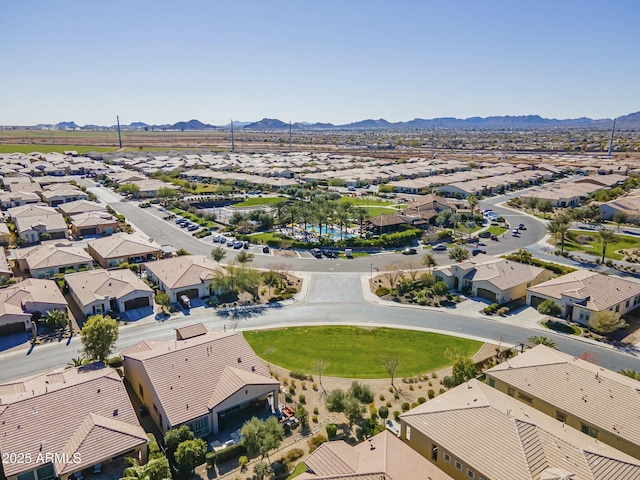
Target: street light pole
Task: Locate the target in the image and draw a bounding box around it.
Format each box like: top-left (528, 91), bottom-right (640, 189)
top-left (370, 263), bottom-right (373, 280)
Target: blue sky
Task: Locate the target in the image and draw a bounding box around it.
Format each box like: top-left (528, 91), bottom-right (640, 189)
top-left (1, 0), bottom-right (639, 125)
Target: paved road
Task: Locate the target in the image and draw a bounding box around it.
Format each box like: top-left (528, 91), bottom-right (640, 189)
top-left (2, 290), bottom-right (639, 383)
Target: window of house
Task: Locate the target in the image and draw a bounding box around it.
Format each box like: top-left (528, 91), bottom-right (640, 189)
top-left (189, 416), bottom-right (209, 436)
top-left (581, 423), bottom-right (598, 438)
top-left (556, 411), bottom-right (567, 423)
top-left (432, 444), bottom-right (439, 461)
top-left (443, 451), bottom-right (451, 463)
top-left (507, 387), bottom-right (515, 397)
top-left (584, 314), bottom-right (590, 322)
top-left (455, 459), bottom-right (463, 471)
top-left (153, 403), bottom-right (158, 413)
top-left (17, 472), bottom-right (36, 480)
top-left (488, 378), bottom-right (495, 388)
top-left (405, 425), bottom-right (411, 441)
top-left (138, 383), bottom-right (144, 398)
top-left (518, 392), bottom-right (533, 404)
top-left (615, 304), bottom-right (620, 312)
top-left (467, 469), bottom-right (475, 479)
top-left (626, 300), bottom-right (630, 308)
top-left (36, 464), bottom-right (55, 480)
top-left (579, 312), bottom-right (584, 320)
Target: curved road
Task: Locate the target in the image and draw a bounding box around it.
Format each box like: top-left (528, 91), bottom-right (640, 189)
top-left (3, 181), bottom-right (637, 383)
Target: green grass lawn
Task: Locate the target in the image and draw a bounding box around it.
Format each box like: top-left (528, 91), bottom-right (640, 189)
top-left (287, 462), bottom-right (308, 479)
top-left (0, 144), bottom-right (117, 154)
top-left (233, 196), bottom-right (288, 207)
top-left (364, 206), bottom-right (398, 217)
top-left (337, 251), bottom-right (370, 258)
top-left (192, 183), bottom-right (218, 194)
top-left (244, 326), bottom-right (482, 379)
top-left (562, 231), bottom-right (640, 260)
top-left (340, 197), bottom-right (393, 207)
top-left (542, 320), bottom-right (582, 335)
top-left (248, 232), bottom-right (289, 243)
top-left (488, 226), bottom-right (508, 235)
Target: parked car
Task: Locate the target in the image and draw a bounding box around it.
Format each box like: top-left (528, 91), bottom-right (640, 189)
top-left (322, 249), bottom-right (334, 258)
top-left (432, 244), bottom-right (447, 251)
top-left (187, 224), bottom-right (199, 231)
top-left (262, 245), bottom-right (270, 253)
top-left (311, 248), bottom-right (323, 258)
top-left (233, 241), bottom-right (243, 249)
top-left (175, 218), bottom-right (186, 225)
top-left (479, 231), bottom-right (492, 238)
top-left (471, 248), bottom-right (487, 256)
top-left (243, 241), bottom-right (249, 249)
top-left (226, 239), bottom-right (235, 247)
top-left (179, 295), bottom-right (191, 309)
top-left (402, 247), bottom-right (417, 255)
top-left (490, 234), bottom-right (499, 241)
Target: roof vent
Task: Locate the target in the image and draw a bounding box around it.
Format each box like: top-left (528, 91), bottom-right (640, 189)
top-left (237, 357), bottom-right (242, 363)
top-left (251, 366), bottom-right (256, 372)
top-left (113, 409), bottom-right (118, 417)
top-left (97, 388), bottom-right (101, 394)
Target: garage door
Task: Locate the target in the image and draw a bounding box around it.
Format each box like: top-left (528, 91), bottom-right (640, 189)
top-left (476, 288), bottom-right (497, 302)
top-left (124, 296), bottom-right (150, 311)
top-left (176, 288), bottom-right (199, 299)
top-left (0, 322), bottom-right (26, 336)
top-left (529, 296), bottom-right (546, 308)
top-left (50, 231), bottom-right (67, 240)
top-left (80, 227), bottom-right (97, 236)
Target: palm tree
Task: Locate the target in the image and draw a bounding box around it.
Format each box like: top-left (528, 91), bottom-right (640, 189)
top-left (274, 200), bottom-right (287, 229)
top-left (467, 194), bottom-right (478, 215)
top-left (422, 253), bottom-right (437, 273)
top-left (354, 207), bottom-right (371, 238)
top-left (547, 218), bottom-right (570, 254)
top-left (66, 356), bottom-right (86, 369)
top-left (298, 202), bottom-right (314, 234)
top-left (42, 309), bottom-right (68, 330)
top-left (596, 227), bottom-right (616, 263)
top-left (619, 369), bottom-right (640, 381)
top-left (337, 201), bottom-right (353, 241)
top-left (527, 336), bottom-right (557, 349)
top-left (450, 213), bottom-right (462, 236)
top-left (262, 270), bottom-right (281, 297)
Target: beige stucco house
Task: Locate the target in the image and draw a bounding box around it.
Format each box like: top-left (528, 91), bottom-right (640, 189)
top-left (86, 233), bottom-right (162, 269)
top-left (15, 242), bottom-right (94, 279)
top-left (121, 324), bottom-right (279, 437)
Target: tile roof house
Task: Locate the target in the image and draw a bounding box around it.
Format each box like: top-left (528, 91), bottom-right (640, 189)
top-left (39, 184), bottom-right (88, 206)
top-left (400, 378), bottom-right (640, 480)
top-left (434, 254), bottom-right (552, 304)
top-left (486, 345), bottom-right (640, 461)
top-left (0, 278), bottom-right (67, 336)
top-left (15, 242), bottom-right (94, 279)
top-left (65, 269), bottom-right (154, 317)
top-left (121, 324), bottom-right (279, 437)
top-left (599, 190), bottom-right (640, 221)
top-left (526, 270), bottom-right (640, 325)
top-left (0, 190), bottom-right (41, 210)
top-left (56, 199), bottom-right (108, 216)
top-left (69, 211), bottom-right (118, 238)
top-left (86, 233), bottom-right (162, 268)
top-left (143, 255), bottom-right (223, 303)
top-left (0, 222), bottom-right (11, 245)
top-left (297, 430), bottom-right (453, 480)
top-left (8, 204), bottom-right (68, 243)
top-left (0, 364), bottom-right (148, 480)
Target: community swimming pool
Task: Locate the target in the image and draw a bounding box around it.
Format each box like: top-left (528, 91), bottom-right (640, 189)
top-left (305, 225), bottom-right (356, 240)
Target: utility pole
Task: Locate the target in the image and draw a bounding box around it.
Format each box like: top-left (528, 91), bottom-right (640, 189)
top-left (289, 121), bottom-right (292, 152)
top-left (116, 115), bottom-right (122, 148)
top-left (231, 119), bottom-right (235, 152)
top-left (607, 118), bottom-right (616, 157)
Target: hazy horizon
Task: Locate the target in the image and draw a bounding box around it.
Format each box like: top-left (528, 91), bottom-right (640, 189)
top-left (2, 0), bottom-right (639, 126)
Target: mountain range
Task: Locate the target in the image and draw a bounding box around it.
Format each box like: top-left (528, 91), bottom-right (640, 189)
top-left (17, 111), bottom-right (640, 130)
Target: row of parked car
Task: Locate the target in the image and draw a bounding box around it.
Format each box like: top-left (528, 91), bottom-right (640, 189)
top-left (174, 217), bottom-right (201, 231)
top-left (212, 236), bottom-right (271, 253)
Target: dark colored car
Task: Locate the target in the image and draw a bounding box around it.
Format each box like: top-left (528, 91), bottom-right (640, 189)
top-left (262, 245), bottom-right (270, 253)
top-left (402, 247), bottom-right (417, 255)
top-left (322, 249), bottom-right (334, 258)
top-left (311, 248), bottom-right (323, 258)
top-left (432, 244), bottom-right (447, 251)
top-left (471, 248), bottom-right (487, 256)
top-left (243, 241), bottom-right (250, 249)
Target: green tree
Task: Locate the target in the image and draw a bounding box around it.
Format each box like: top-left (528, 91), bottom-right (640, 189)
top-left (596, 227), bottom-right (616, 263)
top-left (164, 425), bottom-right (195, 463)
top-left (80, 314), bottom-right (119, 362)
top-left (210, 246), bottom-right (226, 264)
top-left (65, 356), bottom-right (87, 369)
top-left (314, 358), bottom-right (329, 392)
top-left (448, 245), bottom-right (469, 262)
top-left (354, 207), bottom-right (371, 238)
top-left (619, 369), bottom-right (640, 381)
top-left (262, 270), bottom-right (281, 297)
top-left (378, 406), bottom-right (389, 419)
top-left (348, 381), bottom-right (374, 404)
top-left (527, 336), bottom-right (557, 348)
top-left (589, 310), bottom-right (627, 334)
top-left (538, 199), bottom-right (554, 217)
top-left (325, 389), bottom-right (346, 412)
top-left (381, 355), bottom-right (401, 388)
top-left (253, 461), bottom-right (272, 480)
top-left (328, 178), bottom-right (346, 187)
top-left (613, 212), bottom-right (628, 233)
top-left (238, 455), bottom-right (249, 472)
top-left (274, 200), bottom-right (288, 228)
top-left (342, 395), bottom-right (365, 430)
top-left (122, 456), bottom-right (171, 480)
top-left (156, 187), bottom-right (178, 205)
top-left (42, 309), bottom-right (68, 330)
top-left (421, 253), bottom-right (437, 273)
top-left (240, 416), bottom-right (284, 461)
top-left (466, 194), bottom-right (478, 215)
top-left (537, 299), bottom-right (562, 317)
top-left (547, 216), bottom-right (571, 255)
top-left (296, 405), bottom-right (309, 429)
top-left (174, 438), bottom-right (206, 477)
top-left (154, 293), bottom-right (170, 309)
top-left (119, 183), bottom-right (141, 197)
top-left (235, 249), bottom-right (254, 264)
top-left (451, 355), bottom-right (477, 386)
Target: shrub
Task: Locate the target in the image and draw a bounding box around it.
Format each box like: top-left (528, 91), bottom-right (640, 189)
top-left (106, 356), bottom-right (123, 368)
top-left (214, 442), bottom-right (246, 464)
top-left (285, 449), bottom-right (304, 463)
top-left (378, 406), bottom-right (389, 419)
top-left (238, 455), bottom-right (248, 471)
top-left (298, 394), bottom-right (306, 404)
top-left (289, 371), bottom-right (313, 381)
top-left (428, 389), bottom-right (436, 399)
top-left (312, 415), bottom-right (318, 423)
top-left (205, 452), bottom-right (216, 468)
top-left (312, 383), bottom-right (318, 391)
top-left (308, 435), bottom-right (328, 453)
top-left (369, 404), bottom-right (378, 418)
top-left (401, 402), bottom-right (410, 412)
top-left (326, 423), bottom-right (338, 438)
top-left (393, 410), bottom-right (401, 420)
top-left (537, 299), bottom-right (562, 317)
top-left (379, 394), bottom-right (385, 401)
top-left (385, 401), bottom-right (392, 407)
top-left (375, 286), bottom-right (390, 297)
top-left (496, 307), bottom-right (510, 316)
top-left (289, 386), bottom-right (296, 395)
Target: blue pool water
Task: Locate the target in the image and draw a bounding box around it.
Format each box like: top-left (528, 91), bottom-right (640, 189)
top-left (305, 225), bottom-right (355, 240)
